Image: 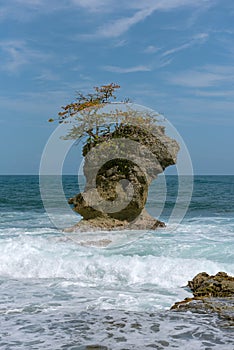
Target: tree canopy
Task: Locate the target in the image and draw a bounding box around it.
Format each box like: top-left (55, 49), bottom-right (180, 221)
top-left (49, 83), bottom-right (162, 146)
top-left (48, 83), bottom-right (120, 123)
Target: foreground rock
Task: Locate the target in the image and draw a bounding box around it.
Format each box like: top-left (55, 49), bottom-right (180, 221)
top-left (67, 124), bottom-right (179, 232)
top-left (187, 271), bottom-right (234, 297)
top-left (171, 272), bottom-right (234, 324)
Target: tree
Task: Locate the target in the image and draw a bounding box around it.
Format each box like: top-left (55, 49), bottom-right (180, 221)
top-left (49, 83), bottom-right (162, 148)
top-left (48, 83), bottom-right (120, 122)
top-left (47, 83), bottom-right (178, 230)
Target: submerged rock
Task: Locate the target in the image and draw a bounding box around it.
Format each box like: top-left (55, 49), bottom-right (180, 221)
top-left (171, 272), bottom-right (234, 324)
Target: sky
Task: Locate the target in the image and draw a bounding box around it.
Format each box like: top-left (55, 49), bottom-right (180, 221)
top-left (0, 0), bottom-right (234, 175)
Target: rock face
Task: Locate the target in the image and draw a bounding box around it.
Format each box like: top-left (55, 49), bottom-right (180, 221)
top-left (171, 272), bottom-right (234, 324)
top-left (64, 209), bottom-right (166, 233)
top-left (67, 124), bottom-right (179, 231)
top-left (188, 271), bottom-right (234, 298)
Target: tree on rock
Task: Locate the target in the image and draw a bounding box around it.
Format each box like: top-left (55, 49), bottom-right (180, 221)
top-left (49, 83), bottom-right (179, 231)
top-left (49, 83), bottom-right (161, 145)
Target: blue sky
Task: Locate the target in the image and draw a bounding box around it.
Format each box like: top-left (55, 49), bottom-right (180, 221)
top-left (0, 0), bottom-right (234, 174)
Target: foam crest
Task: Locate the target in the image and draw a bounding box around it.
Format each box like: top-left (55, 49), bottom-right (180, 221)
top-left (0, 235), bottom-right (232, 288)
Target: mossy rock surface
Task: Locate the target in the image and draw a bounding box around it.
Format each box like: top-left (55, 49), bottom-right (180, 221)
top-left (68, 124), bottom-right (179, 228)
top-left (188, 271), bottom-right (234, 297)
top-left (171, 272), bottom-right (234, 324)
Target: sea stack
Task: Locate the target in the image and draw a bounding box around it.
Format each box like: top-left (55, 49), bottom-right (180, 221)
top-left (65, 124), bottom-right (179, 232)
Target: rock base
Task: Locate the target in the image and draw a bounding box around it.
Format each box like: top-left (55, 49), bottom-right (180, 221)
top-left (64, 209), bottom-right (165, 233)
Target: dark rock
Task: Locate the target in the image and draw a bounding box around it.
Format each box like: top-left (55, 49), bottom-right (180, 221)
top-left (188, 271), bottom-right (234, 297)
top-left (171, 297), bottom-right (234, 324)
top-left (171, 272), bottom-right (234, 324)
top-left (69, 192), bottom-right (104, 220)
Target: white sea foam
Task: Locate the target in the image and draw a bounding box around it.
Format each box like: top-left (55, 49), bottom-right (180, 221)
top-left (0, 212), bottom-right (233, 313)
top-left (1, 176), bottom-right (234, 349)
top-left (0, 225), bottom-right (233, 312)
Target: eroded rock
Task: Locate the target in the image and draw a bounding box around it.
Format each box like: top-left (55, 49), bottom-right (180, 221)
top-left (171, 272), bottom-right (234, 324)
top-left (188, 271), bottom-right (234, 298)
top-left (64, 209), bottom-right (165, 233)
top-left (67, 124), bottom-right (179, 231)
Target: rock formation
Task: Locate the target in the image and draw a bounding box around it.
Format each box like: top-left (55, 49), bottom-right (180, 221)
top-left (171, 272), bottom-right (234, 324)
top-left (66, 124), bottom-right (179, 232)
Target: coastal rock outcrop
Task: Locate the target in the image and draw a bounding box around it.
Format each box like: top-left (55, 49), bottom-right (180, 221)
top-left (187, 271), bottom-right (234, 298)
top-left (67, 124), bottom-right (179, 232)
top-left (171, 272), bottom-right (234, 324)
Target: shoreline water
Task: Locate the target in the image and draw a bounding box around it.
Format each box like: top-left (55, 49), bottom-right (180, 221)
top-left (0, 175), bottom-right (233, 349)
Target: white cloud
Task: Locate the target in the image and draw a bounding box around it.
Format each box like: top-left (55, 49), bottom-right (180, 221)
top-left (0, 0), bottom-right (69, 21)
top-left (15, 0), bottom-right (44, 5)
top-left (125, 0), bottom-right (212, 11)
top-left (195, 90), bottom-right (234, 97)
top-left (0, 0), bottom-right (116, 21)
top-left (173, 96), bottom-right (234, 124)
top-left (0, 0), bottom-right (216, 45)
top-left (113, 39), bottom-right (128, 47)
top-left (0, 40), bottom-right (50, 73)
top-left (144, 45), bottom-right (160, 54)
top-left (158, 57), bottom-right (174, 68)
top-left (0, 89), bottom-right (74, 117)
top-left (0, 40), bottom-right (27, 72)
top-left (72, 0), bottom-right (213, 13)
top-left (0, 7), bottom-right (9, 21)
top-left (162, 42), bottom-right (193, 57)
top-left (162, 33), bottom-right (209, 57)
top-left (168, 65), bottom-right (234, 88)
top-left (78, 0), bottom-right (214, 39)
top-left (0, 0), bottom-right (215, 21)
top-left (96, 7), bottom-right (155, 38)
top-left (102, 65), bottom-right (151, 73)
top-left (70, 0), bottom-right (116, 12)
top-left (170, 71), bottom-right (223, 87)
top-left (35, 70), bottom-right (59, 81)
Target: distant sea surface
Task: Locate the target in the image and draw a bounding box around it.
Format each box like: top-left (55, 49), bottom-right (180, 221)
top-left (0, 175), bottom-right (233, 349)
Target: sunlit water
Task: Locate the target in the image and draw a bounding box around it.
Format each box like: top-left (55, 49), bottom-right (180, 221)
top-left (0, 176), bottom-right (233, 349)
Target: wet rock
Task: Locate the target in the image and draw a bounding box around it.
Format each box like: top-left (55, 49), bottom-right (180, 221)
top-left (188, 271), bottom-right (234, 298)
top-left (64, 209), bottom-right (165, 233)
top-left (171, 272), bottom-right (234, 324)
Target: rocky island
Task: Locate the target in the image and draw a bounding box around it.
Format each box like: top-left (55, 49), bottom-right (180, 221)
top-left (51, 84), bottom-right (179, 233)
top-left (66, 123), bottom-right (179, 232)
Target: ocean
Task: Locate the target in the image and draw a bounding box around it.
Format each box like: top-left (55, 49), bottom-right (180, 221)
top-left (0, 175), bottom-right (233, 349)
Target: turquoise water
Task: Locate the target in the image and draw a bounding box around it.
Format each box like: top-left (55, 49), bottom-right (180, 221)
top-left (0, 176), bottom-right (233, 349)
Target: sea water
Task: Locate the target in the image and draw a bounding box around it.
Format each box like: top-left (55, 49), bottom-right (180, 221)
top-left (0, 175), bottom-right (233, 349)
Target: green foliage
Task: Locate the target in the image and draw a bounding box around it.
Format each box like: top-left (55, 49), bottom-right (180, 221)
top-left (51, 83), bottom-right (120, 124)
top-left (50, 83), bottom-right (162, 149)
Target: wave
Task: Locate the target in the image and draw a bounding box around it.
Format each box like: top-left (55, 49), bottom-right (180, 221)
top-left (0, 230), bottom-right (233, 310)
